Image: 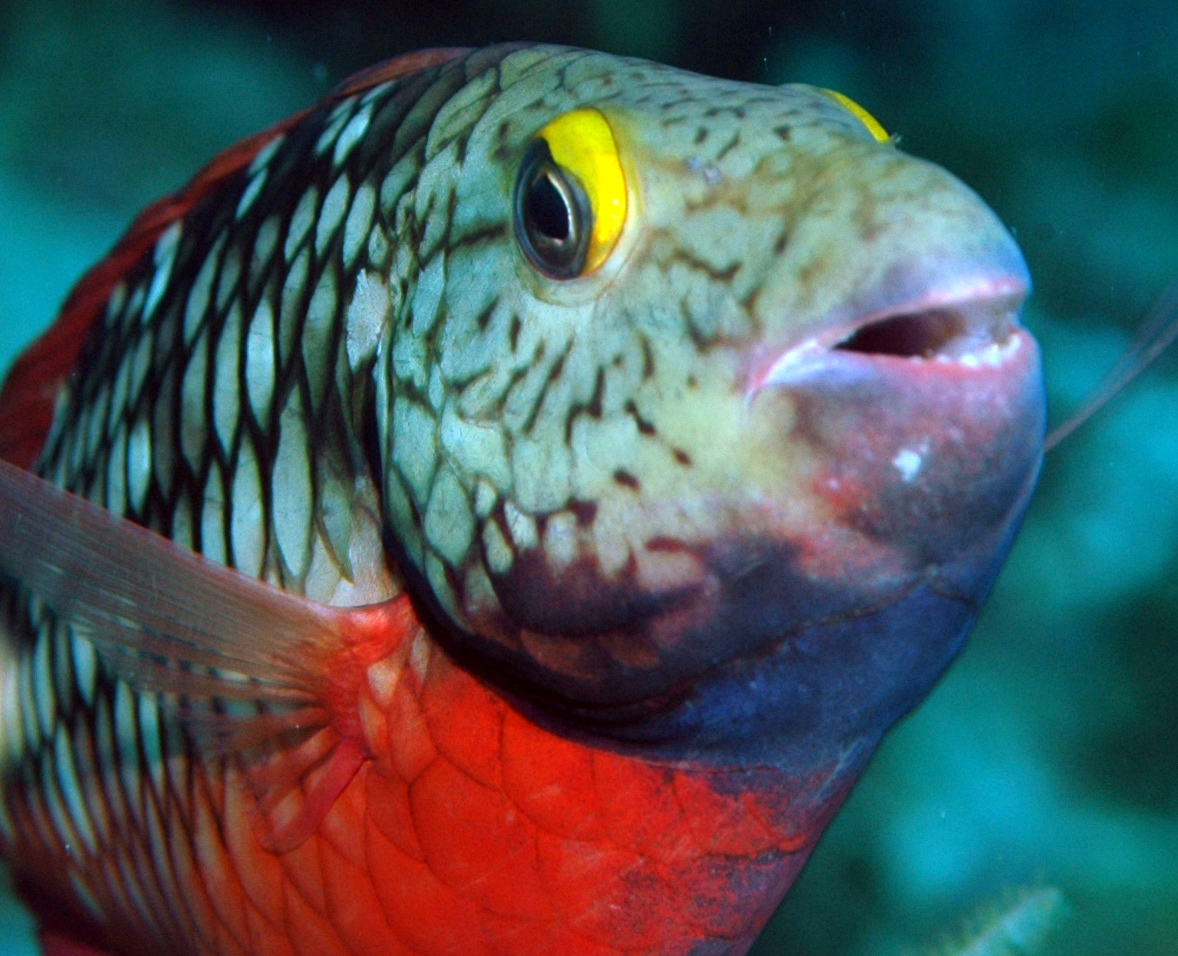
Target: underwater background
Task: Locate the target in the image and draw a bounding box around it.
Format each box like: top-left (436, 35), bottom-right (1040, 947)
top-left (0, 0), bottom-right (1176, 953)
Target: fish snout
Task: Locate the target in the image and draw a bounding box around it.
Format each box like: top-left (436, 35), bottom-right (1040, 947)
top-left (751, 256), bottom-right (1044, 588)
top-left (554, 259), bottom-right (1048, 765)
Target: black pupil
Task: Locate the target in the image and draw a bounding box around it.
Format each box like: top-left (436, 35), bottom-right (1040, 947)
top-left (526, 173), bottom-right (571, 242)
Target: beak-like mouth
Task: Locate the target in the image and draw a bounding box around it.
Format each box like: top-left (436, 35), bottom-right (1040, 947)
top-left (753, 273), bottom-right (1030, 390)
top-left (737, 264), bottom-right (1042, 595)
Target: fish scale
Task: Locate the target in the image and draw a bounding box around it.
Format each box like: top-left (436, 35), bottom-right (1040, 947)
top-left (36, 54), bottom-right (472, 601)
top-left (0, 43), bottom-right (1046, 956)
top-left (0, 48), bottom-right (491, 953)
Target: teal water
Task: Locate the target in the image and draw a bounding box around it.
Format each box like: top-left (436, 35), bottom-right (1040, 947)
top-left (1, 1), bottom-right (1177, 954)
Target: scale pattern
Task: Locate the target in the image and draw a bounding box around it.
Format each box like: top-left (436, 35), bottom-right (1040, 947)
top-left (0, 45), bottom-right (535, 954)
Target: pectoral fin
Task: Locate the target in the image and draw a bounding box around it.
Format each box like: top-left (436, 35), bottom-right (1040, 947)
top-left (0, 459), bottom-right (417, 850)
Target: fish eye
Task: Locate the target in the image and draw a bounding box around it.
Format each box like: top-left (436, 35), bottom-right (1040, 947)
top-left (515, 140), bottom-right (592, 278)
top-left (514, 108), bottom-right (628, 280)
top-left (821, 89), bottom-right (890, 143)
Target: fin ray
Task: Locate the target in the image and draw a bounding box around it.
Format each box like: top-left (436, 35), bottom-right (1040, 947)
top-left (0, 460), bottom-right (419, 849)
top-left (0, 459), bottom-right (343, 692)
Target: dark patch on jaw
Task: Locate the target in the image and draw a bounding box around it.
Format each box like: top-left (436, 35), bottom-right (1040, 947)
top-left (774, 124), bottom-right (792, 142)
top-left (773, 230), bottom-right (789, 255)
top-left (673, 448), bottom-right (692, 467)
top-left (694, 127), bottom-right (708, 145)
top-left (509, 313), bottom-right (521, 352)
top-left (483, 547), bottom-right (682, 647)
top-left (614, 469), bottom-right (640, 490)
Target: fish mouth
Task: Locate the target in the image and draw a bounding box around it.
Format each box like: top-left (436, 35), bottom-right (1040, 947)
top-left (746, 266), bottom-right (1042, 575)
top-left (753, 271), bottom-right (1031, 389)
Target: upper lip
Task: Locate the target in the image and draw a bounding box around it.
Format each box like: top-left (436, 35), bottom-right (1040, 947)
top-left (752, 271), bottom-right (1030, 391)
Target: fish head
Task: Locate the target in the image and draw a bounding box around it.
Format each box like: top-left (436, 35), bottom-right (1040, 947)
top-left (377, 48), bottom-right (1044, 771)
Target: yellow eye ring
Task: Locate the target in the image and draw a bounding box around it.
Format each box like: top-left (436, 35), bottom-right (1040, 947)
top-left (821, 89), bottom-right (890, 143)
top-left (514, 108), bottom-right (628, 279)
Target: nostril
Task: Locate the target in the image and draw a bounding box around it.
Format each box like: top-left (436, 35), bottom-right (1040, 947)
top-left (833, 309), bottom-right (968, 359)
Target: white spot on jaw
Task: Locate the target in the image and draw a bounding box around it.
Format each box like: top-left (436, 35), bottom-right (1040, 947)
top-left (684, 157), bottom-right (723, 185)
top-left (892, 444), bottom-right (927, 482)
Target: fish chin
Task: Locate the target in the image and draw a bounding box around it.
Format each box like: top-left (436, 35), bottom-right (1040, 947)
top-left (438, 291), bottom-right (1045, 771)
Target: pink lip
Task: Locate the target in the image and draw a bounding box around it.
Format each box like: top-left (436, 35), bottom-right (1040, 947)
top-left (749, 271), bottom-right (1031, 395)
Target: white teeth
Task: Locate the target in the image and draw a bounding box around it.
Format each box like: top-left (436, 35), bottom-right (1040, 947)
top-left (892, 444), bottom-right (928, 482)
top-left (956, 332), bottom-right (1021, 368)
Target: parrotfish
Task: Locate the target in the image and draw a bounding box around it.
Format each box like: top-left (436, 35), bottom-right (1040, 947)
top-left (0, 44), bottom-right (1044, 956)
